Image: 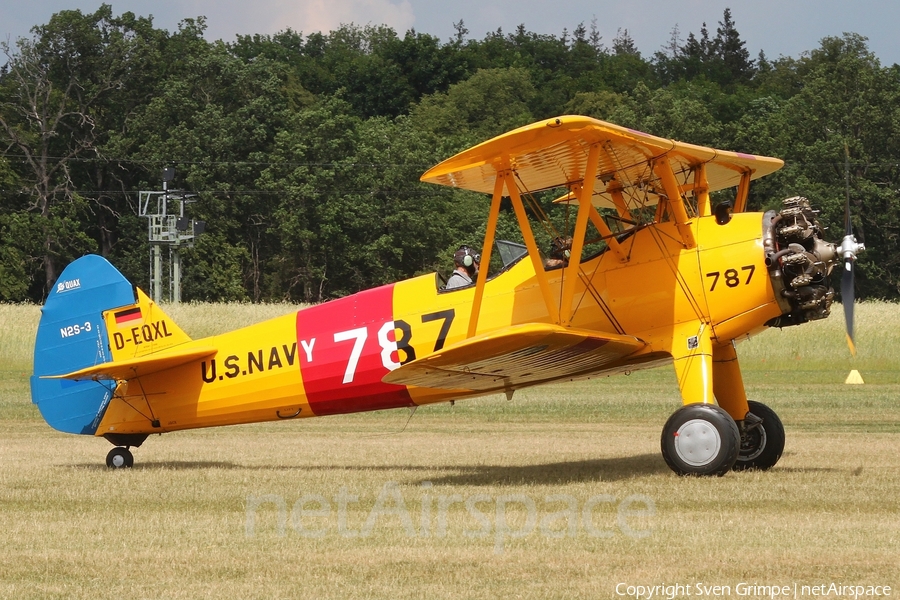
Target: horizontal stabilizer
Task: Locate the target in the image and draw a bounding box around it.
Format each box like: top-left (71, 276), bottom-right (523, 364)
top-left (383, 323), bottom-right (645, 392)
top-left (43, 346), bottom-right (217, 381)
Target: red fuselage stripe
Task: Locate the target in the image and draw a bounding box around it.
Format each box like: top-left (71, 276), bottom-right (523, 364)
top-left (296, 283), bottom-right (413, 416)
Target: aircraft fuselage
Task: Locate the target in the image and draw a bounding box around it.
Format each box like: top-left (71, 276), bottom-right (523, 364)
top-left (95, 211), bottom-right (786, 437)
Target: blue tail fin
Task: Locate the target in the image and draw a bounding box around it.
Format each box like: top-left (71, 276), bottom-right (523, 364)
top-left (30, 255), bottom-right (138, 434)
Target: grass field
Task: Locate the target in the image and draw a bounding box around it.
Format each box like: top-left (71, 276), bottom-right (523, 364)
top-left (1, 302), bottom-right (898, 599)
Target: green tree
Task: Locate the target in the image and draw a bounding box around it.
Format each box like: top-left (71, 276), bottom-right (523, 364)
top-left (231, 25), bottom-right (469, 119)
top-left (411, 67), bottom-right (536, 149)
top-left (109, 26), bottom-right (300, 300)
top-left (563, 90), bottom-right (625, 120)
top-left (0, 213), bottom-right (39, 300)
top-left (711, 8), bottom-right (755, 85)
top-left (258, 96), bottom-right (481, 301)
top-left (608, 82), bottom-right (723, 147)
top-left (654, 10), bottom-right (754, 88)
top-left (0, 4), bottom-right (148, 295)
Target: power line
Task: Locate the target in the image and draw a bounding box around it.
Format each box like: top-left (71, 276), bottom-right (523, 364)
top-left (3, 152), bottom-right (898, 169)
top-left (0, 153), bottom-right (438, 169)
top-left (0, 188), bottom-right (457, 198)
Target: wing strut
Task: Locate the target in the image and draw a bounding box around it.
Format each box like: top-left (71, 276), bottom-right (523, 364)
top-left (586, 202), bottom-right (628, 262)
top-left (733, 170), bottom-right (752, 212)
top-left (467, 173), bottom-right (506, 338)
top-left (653, 158), bottom-right (697, 248)
top-left (559, 143), bottom-right (601, 325)
top-left (695, 163), bottom-right (711, 217)
top-left (606, 181), bottom-right (634, 222)
top-left (503, 169), bottom-right (561, 326)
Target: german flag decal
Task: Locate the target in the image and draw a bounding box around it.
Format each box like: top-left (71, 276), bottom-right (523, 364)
top-left (114, 307), bottom-right (142, 327)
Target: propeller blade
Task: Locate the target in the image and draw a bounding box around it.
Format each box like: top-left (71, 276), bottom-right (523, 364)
top-left (841, 258), bottom-right (856, 356)
top-left (844, 141), bottom-right (853, 236)
top-left (840, 142), bottom-right (863, 356)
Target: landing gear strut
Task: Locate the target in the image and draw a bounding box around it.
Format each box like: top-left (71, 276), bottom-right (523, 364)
top-left (103, 433), bottom-right (147, 469)
top-left (106, 447), bottom-right (134, 469)
top-left (661, 404), bottom-right (740, 476)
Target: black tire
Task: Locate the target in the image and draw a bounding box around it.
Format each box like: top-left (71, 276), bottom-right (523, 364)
top-left (661, 404), bottom-right (740, 476)
top-left (733, 400), bottom-right (785, 471)
top-left (106, 447), bottom-right (134, 469)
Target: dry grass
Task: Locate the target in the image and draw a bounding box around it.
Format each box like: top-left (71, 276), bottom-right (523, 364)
top-left (739, 301), bottom-right (900, 376)
top-left (0, 303), bottom-right (41, 371)
top-left (1, 302), bottom-right (899, 599)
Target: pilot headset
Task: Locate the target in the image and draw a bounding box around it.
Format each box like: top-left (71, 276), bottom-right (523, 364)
top-left (455, 245), bottom-right (480, 268)
top-left (550, 236), bottom-right (572, 260)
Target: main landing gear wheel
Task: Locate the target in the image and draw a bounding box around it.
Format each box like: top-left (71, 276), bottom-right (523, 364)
top-left (106, 447), bottom-right (134, 469)
top-left (661, 404), bottom-right (740, 476)
top-left (733, 401), bottom-right (785, 471)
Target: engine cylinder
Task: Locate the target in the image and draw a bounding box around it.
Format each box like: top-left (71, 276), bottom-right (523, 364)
top-left (763, 197), bottom-right (836, 327)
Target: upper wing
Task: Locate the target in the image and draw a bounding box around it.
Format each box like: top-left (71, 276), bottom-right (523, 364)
top-left (383, 323), bottom-right (646, 392)
top-left (421, 115), bottom-right (783, 212)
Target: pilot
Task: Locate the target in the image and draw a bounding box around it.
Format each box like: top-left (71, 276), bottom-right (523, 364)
top-left (545, 236), bottom-right (572, 269)
top-left (445, 245), bottom-right (480, 289)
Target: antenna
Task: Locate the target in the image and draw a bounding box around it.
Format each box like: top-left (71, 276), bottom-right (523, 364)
top-left (138, 167), bottom-right (205, 303)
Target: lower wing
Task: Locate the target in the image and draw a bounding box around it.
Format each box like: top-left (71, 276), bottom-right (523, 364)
top-left (383, 323), bottom-right (647, 392)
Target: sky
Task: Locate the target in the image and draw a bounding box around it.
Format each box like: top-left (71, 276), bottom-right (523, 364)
top-left (2, 0), bottom-right (898, 66)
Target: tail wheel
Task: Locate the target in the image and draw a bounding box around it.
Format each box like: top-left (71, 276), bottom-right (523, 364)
top-left (661, 404), bottom-right (740, 476)
top-left (106, 447), bottom-right (134, 469)
top-left (733, 400), bottom-right (785, 471)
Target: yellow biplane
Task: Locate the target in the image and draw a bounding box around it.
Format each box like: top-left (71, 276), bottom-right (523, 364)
top-left (31, 116), bottom-right (864, 475)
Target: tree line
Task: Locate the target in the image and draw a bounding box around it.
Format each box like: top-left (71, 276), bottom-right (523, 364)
top-left (1, 4), bottom-right (899, 303)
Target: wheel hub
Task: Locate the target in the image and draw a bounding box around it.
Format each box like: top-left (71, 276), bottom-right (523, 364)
top-left (739, 418), bottom-right (767, 461)
top-left (674, 418), bottom-right (723, 467)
